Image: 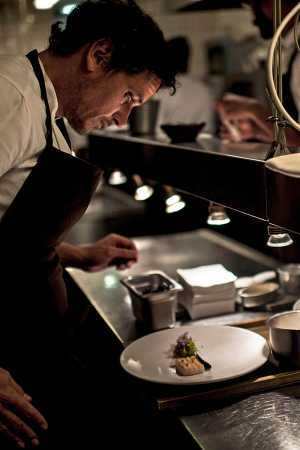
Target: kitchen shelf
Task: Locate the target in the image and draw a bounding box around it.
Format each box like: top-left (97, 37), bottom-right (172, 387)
top-left (88, 132), bottom-right (300, 235)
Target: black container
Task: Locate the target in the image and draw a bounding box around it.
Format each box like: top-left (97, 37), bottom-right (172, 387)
top-left (160, 122), bottom-right (205, 143)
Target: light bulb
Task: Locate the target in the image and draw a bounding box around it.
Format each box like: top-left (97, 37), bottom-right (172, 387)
top-left (133, 174), bottom-right (154, 201)
top-left (207, 203), bottom-right (231, 226)
top-left (34, 0), bottom-right (60, 9)
top-left (108, 170), bottom-right (127, 186)
top-left (134, 185), bottom-right (154, 201)
top-left (267, 225), bottom-right (294, 247)
top-left (166, 194), bottom-right (181, 207)
top-left (166, 200), bottom-right (186, 214)
top-left (61, 4), bottom-right (77, 15)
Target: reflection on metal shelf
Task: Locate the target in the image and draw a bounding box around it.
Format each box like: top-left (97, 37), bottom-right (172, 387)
top-left (89, 132), bottom-right (300, 235)
top-left (89, 132), bottom-right (271, 222)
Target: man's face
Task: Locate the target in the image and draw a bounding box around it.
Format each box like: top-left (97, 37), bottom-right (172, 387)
top-left (65, 69), bottom-right (161, 134)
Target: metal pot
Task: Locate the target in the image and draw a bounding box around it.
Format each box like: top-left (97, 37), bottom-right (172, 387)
top-left (128, 99), bottom-right (160, 136)
top-left (267, 310), bottom-right (300, 367)
top-left (121, 270), bottom-right (182, 330)
top-left (277, 264), bottom-right (300, 295)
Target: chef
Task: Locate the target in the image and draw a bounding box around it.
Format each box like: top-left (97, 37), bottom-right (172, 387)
top-left (217, 0), bottom-right (300, 146)
top-left (0, 0), bottom-right (177, 447)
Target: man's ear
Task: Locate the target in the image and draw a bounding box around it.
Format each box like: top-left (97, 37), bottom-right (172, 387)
top-left (86, 39), bottom-right (113, 72)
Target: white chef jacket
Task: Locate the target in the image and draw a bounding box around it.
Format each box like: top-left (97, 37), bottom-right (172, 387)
top-left (283, 30), bottom-right (300, 120)
top-left (0, 54), bottom-right (72, 219)
top-left (155, 74), bottom-right (215, 134)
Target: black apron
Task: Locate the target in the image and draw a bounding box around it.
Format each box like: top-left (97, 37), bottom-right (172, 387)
top-left (0, 50), bottom-right (102, 387)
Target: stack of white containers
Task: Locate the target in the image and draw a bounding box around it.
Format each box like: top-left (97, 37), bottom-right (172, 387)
top-left (177, 264), bottom-right (237, 319)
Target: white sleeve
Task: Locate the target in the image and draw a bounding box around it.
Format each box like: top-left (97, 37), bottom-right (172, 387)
top-left (290, 54), bottom-right (300, 121)
top-left (0, 76), bottom-right (31, 177)
top-left (196, 85), bottom-right (215, 133)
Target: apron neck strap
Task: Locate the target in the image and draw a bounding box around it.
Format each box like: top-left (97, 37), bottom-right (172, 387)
top-left (26, 49), bottom-right (53, 149)
top-left (56, 118), bottom-right (72, 149)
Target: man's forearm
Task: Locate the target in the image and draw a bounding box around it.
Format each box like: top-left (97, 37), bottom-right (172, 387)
top-left (56, 242), bottom-right (85, 268)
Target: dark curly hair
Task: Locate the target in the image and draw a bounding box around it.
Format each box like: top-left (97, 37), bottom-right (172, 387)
top-left (49, 0), bottom-right (177, 92)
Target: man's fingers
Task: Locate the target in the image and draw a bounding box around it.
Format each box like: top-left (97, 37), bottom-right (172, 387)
top-left (108, 234), bottom-right (138, 251)
top-left (3, 395), bottom-right (48, 431)
top-left (0, 422), bottom-right (26, 448)
top-left (112, 247), bottom-right (138, 260)
top-left (109, 247), bottom-right (138, 269)
top-left (117, 260), bottom-right (135, 270)
top-left (0, 404), bottom-right (39, 446)
top-left (9, 378), bottom-right (25, 398)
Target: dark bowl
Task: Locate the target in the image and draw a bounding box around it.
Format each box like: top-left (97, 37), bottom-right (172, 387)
top-left (160, 122), bottom-right (206, 143)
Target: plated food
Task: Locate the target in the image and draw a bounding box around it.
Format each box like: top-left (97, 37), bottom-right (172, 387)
top-left (175, 355), bottom-right (204, 376)
top-left (172, 332), bottom-right (211, 376)
top-left (120, 325), bottom-right (269, 385)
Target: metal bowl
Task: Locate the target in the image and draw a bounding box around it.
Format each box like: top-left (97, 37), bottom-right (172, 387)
top-left (278, 264), bottom-right (300, 295)
top-left (267, 310), bottom-right (300, 367)
top-left (239, 282), bottom-right (279, 309)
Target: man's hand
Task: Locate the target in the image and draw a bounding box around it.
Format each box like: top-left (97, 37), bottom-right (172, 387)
top-left (0, 368), bottom-right (48, 448)
top-left (57, 234), bottom-right (138, 272)
top-left (216, 93), bottom-right (274, 143)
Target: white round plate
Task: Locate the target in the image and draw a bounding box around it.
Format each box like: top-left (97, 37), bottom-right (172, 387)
top-left (120, 325), bottom-right (269, 385)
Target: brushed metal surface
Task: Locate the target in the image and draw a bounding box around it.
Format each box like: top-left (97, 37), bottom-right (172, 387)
top-left (68, 229), bottom-right (283, 450)
top-left (68, 229), bottom-right (277, 347)
top-left (182, 391), bottom-right (300, 450)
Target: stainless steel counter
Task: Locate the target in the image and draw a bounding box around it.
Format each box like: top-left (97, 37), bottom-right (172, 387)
top-left (68, 229), bottom-right (277, 347)
top-left (183, 389), bottom-right (300, 450)
top-left (66, 228), bottom-right (300, 450)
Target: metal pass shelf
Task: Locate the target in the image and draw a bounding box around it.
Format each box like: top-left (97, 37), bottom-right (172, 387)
top-left (88, 131), bottom-right (300, 235)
